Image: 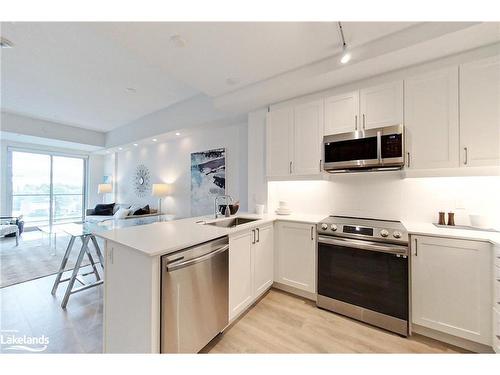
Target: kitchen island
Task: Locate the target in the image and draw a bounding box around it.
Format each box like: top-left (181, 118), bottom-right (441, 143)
top-left (94, 213), bottom-right (500, 353)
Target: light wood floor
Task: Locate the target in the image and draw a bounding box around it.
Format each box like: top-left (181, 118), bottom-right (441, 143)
top-left (1, 273), bottom-right (466, 353)
top-left (203, 289), bottom-right (468, 354)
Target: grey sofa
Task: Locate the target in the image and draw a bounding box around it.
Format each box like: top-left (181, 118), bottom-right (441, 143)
top-left (85, 204), bottom-right (159, 222)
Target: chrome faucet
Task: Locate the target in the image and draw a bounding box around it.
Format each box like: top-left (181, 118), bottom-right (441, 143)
top-left (214, 195), bottom-right (233, 218)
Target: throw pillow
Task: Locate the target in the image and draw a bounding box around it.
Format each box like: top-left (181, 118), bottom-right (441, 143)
top-left (94, 203), bottom-right (115, 216)
top-left (113, 207), bottom-right (131, 219)
top-left (133, 204), bottom-right (150, 216)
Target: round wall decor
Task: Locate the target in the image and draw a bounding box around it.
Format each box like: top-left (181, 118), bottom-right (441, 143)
top-left (133, 164), bottom-right (151, 197)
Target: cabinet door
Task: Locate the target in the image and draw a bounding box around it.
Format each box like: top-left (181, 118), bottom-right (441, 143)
top-left (411, 235), bottom-right (492, 345)
top-left (360, 81), bottom-right (403, 130)
top-left (276, 221), bottom-right (316, 293)
top-left (324, 91), bottom-right (359, 135)
top-left (405, 67), bottom-right (459, 169)
top-left (253, 224), bottom-right (274, 297)
top-left (460, 56), bottom-right (500, 167)
top-left (293, 100), bottom-right (323, 175)
top-left (229, 231), bottom-right (254, 321)
top-left (266, 107), bottom-right (293, 177)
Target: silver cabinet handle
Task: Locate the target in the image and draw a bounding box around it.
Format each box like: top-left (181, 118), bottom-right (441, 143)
top-left (256, 228), bottom-right (260, 243)
top-left (252, 229), bottom-right (256, 244)
top-left (311, 226), bottom-right (314, 241)
top-left (407, 152), bottom-right (411, 168)
top-left (355, 115), bottom-right (358, 130)
top-left (362, 114), bottom-right (366, 130)
top-left (289, 161), bottom-right (292, 174)
top-left (414, 238), bottom-right (418, 256)
top-left (319, 159), bottom-right (322, 172)
top-left (464, 147), bottom-right (468, 165)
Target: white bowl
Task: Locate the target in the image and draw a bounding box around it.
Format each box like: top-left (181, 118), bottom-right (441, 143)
top-left (469, 214), bottom-right (491, 229)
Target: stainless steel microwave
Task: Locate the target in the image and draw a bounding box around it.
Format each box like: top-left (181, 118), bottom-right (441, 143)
top-left (323, 124), bottom-right (405, 173)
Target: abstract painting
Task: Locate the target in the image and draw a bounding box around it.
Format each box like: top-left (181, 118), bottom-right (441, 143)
top-left (191, 148), bottom-right (225, 216)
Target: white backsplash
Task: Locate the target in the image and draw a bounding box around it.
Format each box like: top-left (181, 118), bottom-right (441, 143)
top-left (268, 173), bottom-right (500, 228)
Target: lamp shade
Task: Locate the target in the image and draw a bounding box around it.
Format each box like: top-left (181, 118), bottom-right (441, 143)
top-left (152, 183), bottom-right (169, 197)
top-left (98, 183), bottom-right (113, 194)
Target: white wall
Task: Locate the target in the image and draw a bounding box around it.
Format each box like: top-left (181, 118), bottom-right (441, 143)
top-left (114, 122), bottom-right (248, 218)
top-left (268, 173), bottom-right (500, 229)
top-left (247, 108), bottom-right (268, 213)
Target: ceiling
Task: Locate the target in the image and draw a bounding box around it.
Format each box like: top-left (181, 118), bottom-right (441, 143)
top-left (1, 22), bottom-right (418, 131)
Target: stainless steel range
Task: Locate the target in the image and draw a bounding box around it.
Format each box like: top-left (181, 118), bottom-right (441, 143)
top-left (316, 216), bottom-right (409, 336)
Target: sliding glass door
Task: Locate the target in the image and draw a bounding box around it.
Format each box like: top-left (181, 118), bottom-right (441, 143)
top-left (10, 150), bottom-right (87, 227)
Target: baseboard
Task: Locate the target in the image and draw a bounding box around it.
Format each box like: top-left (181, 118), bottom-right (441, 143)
top-left (412, 324), bottom-right (494, 353)
top-left (272, 282), bottom-right (316, 301)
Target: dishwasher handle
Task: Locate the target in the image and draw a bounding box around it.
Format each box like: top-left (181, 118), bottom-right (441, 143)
top-left (166, 244), bottom-right (229, 272)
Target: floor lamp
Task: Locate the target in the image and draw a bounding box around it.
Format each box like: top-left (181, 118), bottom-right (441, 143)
top-left (152, 184), bottom-right (169, 214)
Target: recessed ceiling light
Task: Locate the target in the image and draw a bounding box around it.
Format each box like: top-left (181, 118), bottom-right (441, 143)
top-left (0, 37), bottom-right (14, 49)
top-left (125, 87), bottom-right (136, 93)
top-left (175, 132), bottom-right (180, 136)
top-left (152, 138), bottom-right (157, 142)
top-left (226, 77), bottom-right (239, 86)
top-left (169, 34), bottom-right (186, 48)
top-left (118, 147), bottom-right (123, 150)
top-left (133, 143), bottom-right (138, 147)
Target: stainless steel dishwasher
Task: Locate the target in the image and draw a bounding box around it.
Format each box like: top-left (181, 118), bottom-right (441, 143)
top-left (160, 236), bottom-right (229, 353)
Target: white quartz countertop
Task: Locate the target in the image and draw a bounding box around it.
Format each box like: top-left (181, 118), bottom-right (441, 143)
top-left (93, 212), bottom-right (324, 257)
top-left (403, 221), bottom-right (500, 246)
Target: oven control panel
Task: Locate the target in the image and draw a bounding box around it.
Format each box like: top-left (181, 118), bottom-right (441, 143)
top-left (317, 216), bottom-right (409, 244)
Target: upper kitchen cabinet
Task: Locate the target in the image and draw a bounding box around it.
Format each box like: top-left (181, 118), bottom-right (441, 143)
top-left (267, 100), bottom-right (323, 178)
top-left (360, 81), bottom-right (403, 130)
top-left (460, 55), bottom-right (500, 167)
top-left (293, 100), bottom-right (324, 175)
top-left (405, 67), bottom-right (459, 169)
top-left (266, 107), bottom-right (293, 177)
top-left (324, 91), bottom-right (359, 135)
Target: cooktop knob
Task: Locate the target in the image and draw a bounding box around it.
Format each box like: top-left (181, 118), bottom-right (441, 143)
top-left (380, 229), bottom-right (389, 237)
top-left (393, 231), bottom-right (402, 239)
top-left (321, 223), bottom-right (328, 230)
top-left (330, 224), bottom-right (338, 231)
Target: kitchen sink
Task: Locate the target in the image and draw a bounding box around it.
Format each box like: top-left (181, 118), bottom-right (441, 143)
top-left (205, 217), bottom-right (259, 228)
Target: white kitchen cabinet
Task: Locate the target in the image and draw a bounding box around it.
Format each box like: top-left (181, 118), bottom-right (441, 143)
top-left (276, 221), bottom-right (316, 294)
top-left (253, 224), bottom-right (274, 297)
top-left (293, 100), bottom-right (323, 175)
top-left (360, 80), bottom-right (403, 130)
top-left (404, 67), bottom-right (459, 169)
top-left (411, 235), bottom-right (492, 345)
top-left (266, 106), bottom-right (293, 177)
top-left (324, 91), bottom-right (359, 135)
top-left (229, 223), bottom-right (274, 321)
top-left (267, 100), bottom-right (323, 177)
top-left (460, 55), bottom-right (500, 167)
top-left (229, 230), bottom-right (254, 321)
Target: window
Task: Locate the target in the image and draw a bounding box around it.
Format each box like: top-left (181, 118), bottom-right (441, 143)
top-left (10, 150), bottom-right (87, 227)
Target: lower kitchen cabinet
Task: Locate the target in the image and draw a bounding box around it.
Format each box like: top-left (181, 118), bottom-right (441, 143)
top-left (253, 224), bottom-right (274, 297)
top-left (275, 221), bottom-right (316, 294)
top-left (411, 235), bottom-right (492, 345)
top-left (228, 223), bottom-right (274, 321)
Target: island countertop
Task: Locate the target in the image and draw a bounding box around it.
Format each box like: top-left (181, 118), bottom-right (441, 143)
top-left (93, 212), bottom-right (325, 257)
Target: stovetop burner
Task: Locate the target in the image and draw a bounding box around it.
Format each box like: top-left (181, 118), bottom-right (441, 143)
top-left (317, 215), bottom-right (408, 245)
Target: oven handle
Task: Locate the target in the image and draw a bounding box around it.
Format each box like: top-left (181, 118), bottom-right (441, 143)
top-left (318, 236), bottom-right (408, 256)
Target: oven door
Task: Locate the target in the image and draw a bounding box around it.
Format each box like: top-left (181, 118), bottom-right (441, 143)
top-left (323, 129), bottom-right (379, 170)
top-left (317, 236), bottom-right (408, 335)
